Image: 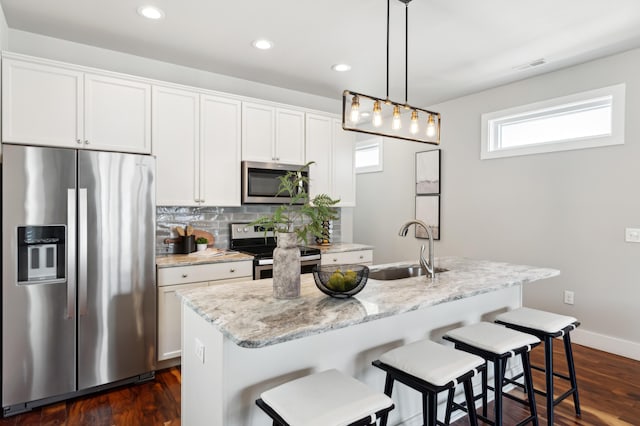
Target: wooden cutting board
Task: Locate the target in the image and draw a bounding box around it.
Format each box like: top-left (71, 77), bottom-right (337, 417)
top-left (192, 229), bottom-right (215, 247)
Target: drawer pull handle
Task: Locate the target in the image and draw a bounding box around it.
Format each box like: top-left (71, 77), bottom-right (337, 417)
top-left (333, 258), bottom-right (337, 262)
top-left (359, 255), bottom-right (363, 259)
top-left (230, 268), bottom-right (236, 273)
top-left (182, 274), bottom-right (188, 278)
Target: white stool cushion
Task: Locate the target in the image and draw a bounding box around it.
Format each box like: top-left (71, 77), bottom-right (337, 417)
top-left (495, 307), bottom-right (578, 334)
top-left (445, 322), bottom-right (540, 355)
top-left (260, 369), bottom-right (394, 426)
top-left (379, 339), bottom-right (484, 387)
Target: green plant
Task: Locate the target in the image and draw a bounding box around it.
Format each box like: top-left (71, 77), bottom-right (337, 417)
top-left (195, 237), bottom-right (208, 244)
top-left (251, 162), bottom-right (339, 244)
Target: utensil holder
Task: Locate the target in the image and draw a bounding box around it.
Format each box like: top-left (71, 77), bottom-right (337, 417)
top-left (182, 235), bottom-right (195, 254)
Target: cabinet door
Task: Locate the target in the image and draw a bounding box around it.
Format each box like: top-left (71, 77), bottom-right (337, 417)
top-left (2, 58), bottom-right (83, 147)
top-left (275, 108), bottom-right (305, 164)
top-left (332, 120), bottom-right (356, 206)
top-left (84, 73), bottom-right (151, 153)
top-left (152, 86), bottom-right (200, 206)
top-left (305, 113), bottom-right (332, 198)
top-left (200, 95), bottom-right (242, 206)
top-left (242, 102), bottom-right (275, 162)
top-left (157, 281), bottom-right (208, 361)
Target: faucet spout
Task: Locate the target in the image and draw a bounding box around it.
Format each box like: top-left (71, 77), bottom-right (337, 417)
top-left (398, 220), bottom-right (435, 276)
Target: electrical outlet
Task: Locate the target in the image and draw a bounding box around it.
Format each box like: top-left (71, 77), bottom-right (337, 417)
top-left (625, 228), bottom-right (640, 243)
top-left (194, 338), bottom-right (205, 364)
top-left (564, 290), bottom-right (574, 305)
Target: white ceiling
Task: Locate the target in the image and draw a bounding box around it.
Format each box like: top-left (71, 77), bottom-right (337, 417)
top-left (2, 0), bottom-right (640, 107)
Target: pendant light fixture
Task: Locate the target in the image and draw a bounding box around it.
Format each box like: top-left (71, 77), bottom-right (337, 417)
top-left (342, 0), bottom-right (441, 145)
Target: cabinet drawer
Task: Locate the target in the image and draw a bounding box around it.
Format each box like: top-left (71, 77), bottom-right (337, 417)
top-left (322, 250), bottom-right (373, 266)
top-left (157, 260), bottom-right (252, 286)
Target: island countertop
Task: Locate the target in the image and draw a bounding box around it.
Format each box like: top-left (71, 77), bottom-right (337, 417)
top-left (177, 256), bottom-right (559, 348)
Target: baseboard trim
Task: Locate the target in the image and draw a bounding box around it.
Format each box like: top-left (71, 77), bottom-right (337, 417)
top-left (572, 328), bottom-right (640, 361)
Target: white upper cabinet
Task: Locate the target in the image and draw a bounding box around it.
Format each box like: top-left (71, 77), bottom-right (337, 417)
top-left (152, 85), bottom-right (242, 206)
top-left (200, 94), bottom-right (242, 206)
top-left (275, 108), bottom-right (305, 164)
top-left (84, 73), bottom-right (151, 153)
top-left (305, 113), bottom-right (356, 206)
top-left (153, 86), bottom-right (200, 206)
top-left (242, 102), bottom-right (305, 164)
top-left (2, 55), bottom-right (151, 153)
top-left (332, 120), bottom-right (356, 206)
top-left (2, 58), bottom-right (83, 148)
top-left (305, 113), bottom-right (332, 197)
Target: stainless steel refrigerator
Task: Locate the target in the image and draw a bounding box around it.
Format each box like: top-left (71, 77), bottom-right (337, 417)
top-left (1, 144), bottom-right (156, 416)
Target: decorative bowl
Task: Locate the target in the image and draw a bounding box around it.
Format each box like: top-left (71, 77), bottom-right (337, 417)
top-left (312, 264), bottom-right (369, 298)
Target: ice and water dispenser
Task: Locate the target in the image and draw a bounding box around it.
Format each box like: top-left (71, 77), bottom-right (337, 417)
top-left (17, 225), bottom-right (66, 284)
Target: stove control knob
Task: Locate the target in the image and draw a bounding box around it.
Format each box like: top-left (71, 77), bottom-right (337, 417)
top-left (243, 227), bottom-right (248, 232)
top-left (236, 227), bottom-right (242, 233)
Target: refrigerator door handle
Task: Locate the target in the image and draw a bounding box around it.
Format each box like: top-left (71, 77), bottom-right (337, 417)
top-left (78, 188), bottom-right (88, 316)
top-left (67, 189), bottom-right (77, 319)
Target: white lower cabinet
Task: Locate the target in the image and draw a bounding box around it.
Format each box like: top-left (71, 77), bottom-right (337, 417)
top-left (156, 261), bottom-right (252, 361)
top-left (321, 250), bottom-right (373, 266)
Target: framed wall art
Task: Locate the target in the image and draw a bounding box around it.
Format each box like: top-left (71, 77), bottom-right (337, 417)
top-left (415, 195), bottom-right (440, 240)
top-left (416, 149), bottom-right (440, 195)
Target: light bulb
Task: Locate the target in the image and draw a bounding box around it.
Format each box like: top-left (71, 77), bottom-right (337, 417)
top-left (392, 105), bottom-right (401, 130)
top-left (373, 101), bottom-right (382, 127)
top-left (350, 95), bottom-right (360, 123)
top-left (410, 110), bottom-right (419, 134)
top-left (426, 114), bottom-right (437, 138)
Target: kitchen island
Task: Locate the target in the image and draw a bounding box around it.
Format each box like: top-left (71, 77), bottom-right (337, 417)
top-left (178, 257), bottom-right (559, 426)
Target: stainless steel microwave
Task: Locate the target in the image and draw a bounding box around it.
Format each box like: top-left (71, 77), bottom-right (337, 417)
top-left (241, 161), bottom-right (309, 204)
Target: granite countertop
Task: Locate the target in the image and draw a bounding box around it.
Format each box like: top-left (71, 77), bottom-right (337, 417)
top-left (156, 249), bottom-right (254, 268)
top-left (306, 242), bottom-right (374, 253)
top-left (178, 257), bottom-right (560, 348)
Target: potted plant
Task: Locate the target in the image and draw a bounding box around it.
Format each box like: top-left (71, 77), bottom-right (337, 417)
top-left (195, 237), bottom-right (208, 252)
top-left (251, 162), bottom-right (339, 299)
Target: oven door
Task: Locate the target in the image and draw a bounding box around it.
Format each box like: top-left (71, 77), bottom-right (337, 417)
top-left (254, 258), bottom-right (321, 280)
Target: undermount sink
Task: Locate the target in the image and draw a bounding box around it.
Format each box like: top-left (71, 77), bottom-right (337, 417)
top-left (369, 265), bottom-right (448, 281)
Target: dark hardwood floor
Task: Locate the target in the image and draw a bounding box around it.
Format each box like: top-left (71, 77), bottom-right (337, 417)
top-left (0, 368), bottom-right (181, 426)
top-left (1, 341), bottom-right (638, 425)
top-left (451, 340), bottom-right (640, 425)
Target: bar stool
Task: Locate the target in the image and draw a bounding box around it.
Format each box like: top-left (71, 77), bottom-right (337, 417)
top-left (372, 339), bottom-right (485, 426)
top-left (255, 369), bottom-right (395, 426)
top-left (443, 322), bottom-right (540, 426)
top-left (495, 307), bottom-right (581, 425)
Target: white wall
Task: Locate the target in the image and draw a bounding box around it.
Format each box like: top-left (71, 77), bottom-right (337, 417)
top-left (355, 48), bottom-right (640, 359)
top-left (0, 6), bottom-right (8, 49)
top-left (6, 29), bottom-right (340, 113)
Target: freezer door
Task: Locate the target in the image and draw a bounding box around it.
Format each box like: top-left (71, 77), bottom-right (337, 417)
top-left (2, 145), bottom-right (77, 408)
top-left (77, 150), bottom-right (156, 390)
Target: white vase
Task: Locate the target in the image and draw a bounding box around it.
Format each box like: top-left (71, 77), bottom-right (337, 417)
top-left (196, 244), bottom-right (207, 252)
top-left (272, 232), bottom-right (300, 299)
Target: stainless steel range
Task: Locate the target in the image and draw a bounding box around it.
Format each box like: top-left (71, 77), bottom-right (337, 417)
top-left (229, 223), bottom-right (321, 280)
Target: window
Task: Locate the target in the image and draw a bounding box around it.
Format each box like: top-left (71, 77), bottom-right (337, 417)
top-left (481, 84), bottom-right (625, 159)
top-left (355, 137), bottom-right (383, 173)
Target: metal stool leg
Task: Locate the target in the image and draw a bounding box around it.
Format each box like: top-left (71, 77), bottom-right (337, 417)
top-left (543, 335), bottom-right (554, 425)
top-left (493, 358), bottom-right (504, 426)
top-left (444, 387), bottom-right (455, 424)
top-left (463, 378), bottom-right (479, 426)
top-left (522, 351), bottom-right (539, 426)
top-left (563, 333), bottom-right (581, 417)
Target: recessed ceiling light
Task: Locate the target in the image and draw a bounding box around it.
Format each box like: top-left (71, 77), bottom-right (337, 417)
top-left (332, 64), bottom-right (351, 72)
top-left (252, 39), bottom-right (274, 50)
top-left (137, 5), bottom-right (165, 20)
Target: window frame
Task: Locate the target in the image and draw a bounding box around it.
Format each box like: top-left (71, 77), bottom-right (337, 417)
top-left (481, 83), bottom-right (626, 160)
top-left (355, 137), bottom-right (384, 173)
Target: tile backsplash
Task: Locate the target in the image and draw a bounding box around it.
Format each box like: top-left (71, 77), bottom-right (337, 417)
top-left (156, 206), bottom-right (341, 254)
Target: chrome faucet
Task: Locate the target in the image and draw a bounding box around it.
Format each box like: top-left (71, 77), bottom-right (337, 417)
top-left (398, 220), bottom-right (434, 276)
